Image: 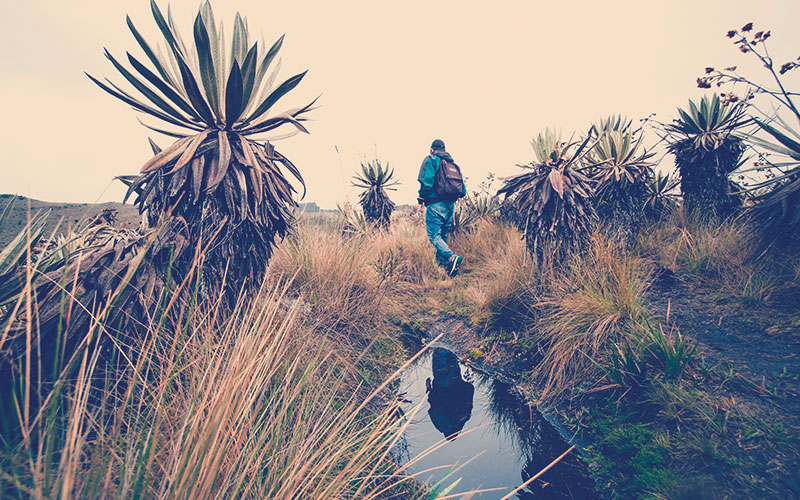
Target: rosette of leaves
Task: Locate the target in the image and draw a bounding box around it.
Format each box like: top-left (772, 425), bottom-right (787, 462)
top-left (747, 116), bottom-right (800, 239)
top-left (665, 94), bottom-right (747, 221)
top-left (449, 199), bottom-right (476, 236)
top-left (88, 1), bottom-right (316, 293)
top-left (468, 194), bottom-right (501, 219)
top-left (1, 210), bottom-right (190, 376)
top-left (644, 172), bottom-right (680, 220)
top-left (0, 201), bottom-right (52, 331)
top-left (352, 160), bottom-right (398, 229)
top-left (585, 130), bottom-right (655, 242)
top-left (337, 201), bottom-right (372, 237)
top-left (450, 195), bottom-right (500, 235)
top-left (497, 129), bottom-right (597, 266)
top-left (589, 114), bottom-right (634, 137)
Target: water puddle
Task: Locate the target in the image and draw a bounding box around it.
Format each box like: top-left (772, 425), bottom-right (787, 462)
top-left (395, 346), bottom-right (597, 499)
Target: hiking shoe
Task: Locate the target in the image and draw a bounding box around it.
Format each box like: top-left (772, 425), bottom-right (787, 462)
top-left (448, 255), bottom-right (463, 277)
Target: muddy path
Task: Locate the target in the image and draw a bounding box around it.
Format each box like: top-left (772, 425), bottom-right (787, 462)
top-left (647, 277), bottom-right (800, 498)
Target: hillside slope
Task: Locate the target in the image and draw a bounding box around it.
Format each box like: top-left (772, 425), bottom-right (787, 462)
top-left (0, 194), bottom-right (141, 247)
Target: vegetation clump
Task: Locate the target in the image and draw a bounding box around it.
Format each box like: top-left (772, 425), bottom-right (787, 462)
top-left (2, 2), bottom-right (319, 438)
top-left (90, 0), bottom-right (316, 294)
top-left (585, 125), bottom-right (655, 243)
top-left (643, 171), bottom-right (680, 221)
top-left (498, 129), bottom-right (597, 267)
top-left (352, 159), bottom-right (398, 229)
top-left (664, 94), bottom-right (747, 222)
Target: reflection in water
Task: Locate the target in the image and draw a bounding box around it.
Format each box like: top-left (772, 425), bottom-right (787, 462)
top-left (483, 376), bottom-right (594, 498)
top-left (396, 346), bottom-right (597, 499)
top-left (427, 348), bottom-right (475, 441)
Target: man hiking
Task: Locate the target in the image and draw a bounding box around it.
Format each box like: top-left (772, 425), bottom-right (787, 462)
top-left (417, 139), bottom-right (466, 277)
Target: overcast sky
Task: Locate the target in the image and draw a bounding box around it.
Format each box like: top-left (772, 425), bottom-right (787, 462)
top-left (2, 1), bottom-right (799, 209)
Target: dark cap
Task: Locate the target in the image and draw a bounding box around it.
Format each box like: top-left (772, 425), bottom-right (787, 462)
top-left (431, 139), bottom-right (445, 150)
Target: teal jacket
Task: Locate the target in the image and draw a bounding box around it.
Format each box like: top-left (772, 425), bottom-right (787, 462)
top-left (417, 151), bottom-right (466, 206)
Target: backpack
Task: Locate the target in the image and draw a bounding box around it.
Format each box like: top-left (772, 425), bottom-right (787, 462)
top-left (433, 156), bottom-right (465, 200)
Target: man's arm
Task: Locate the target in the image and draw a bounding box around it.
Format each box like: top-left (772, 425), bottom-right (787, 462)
top-left (417, 155), bottom-right (437, 204)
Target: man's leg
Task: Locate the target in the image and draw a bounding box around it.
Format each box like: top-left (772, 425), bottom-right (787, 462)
top-left (425, 202), bottom-right (455, 266)
top-left (440, 201), bottom-right (453, 248)
top-left (441, 202), bottom-right (463, 276)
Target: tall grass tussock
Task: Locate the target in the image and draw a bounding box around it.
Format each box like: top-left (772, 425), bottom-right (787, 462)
top-left (460, 223), bottom-right (701, 402)
top-left (638, 209), bottom-right (800, 307)
top-left (0, 224), bottom-right (434, 499)
top-left (532, 234), bottom-right (654, 399)
top-left (269, 214), bottom-right (440, 332)
top-left (452, 219), bottom-right (536, 328)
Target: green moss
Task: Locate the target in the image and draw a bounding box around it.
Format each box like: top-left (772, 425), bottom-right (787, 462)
top-left (466, 348), bottom-right (485, 361)
top-left (398, 318), bottom-right (428, 339)
top-left (440, 292), bottom-right (473, 317)
top-left (574, 399), bottom-right (723, 500)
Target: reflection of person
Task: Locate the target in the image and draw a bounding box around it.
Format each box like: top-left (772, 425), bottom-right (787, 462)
top-left (426, 348), bottom-right (474, 440)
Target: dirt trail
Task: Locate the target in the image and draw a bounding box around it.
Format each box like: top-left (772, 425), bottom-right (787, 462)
top-left (648, 277), bottom-right (800, 498)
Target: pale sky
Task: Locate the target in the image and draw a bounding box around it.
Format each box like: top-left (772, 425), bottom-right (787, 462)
top-left (2, 1), bottom-right (799, 209)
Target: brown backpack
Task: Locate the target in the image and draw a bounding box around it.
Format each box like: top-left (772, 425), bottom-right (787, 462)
top-left (433, 157), bottom-right (465, 200)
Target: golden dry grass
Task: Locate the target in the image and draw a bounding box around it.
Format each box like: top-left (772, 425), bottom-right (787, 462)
top-left (267, 215), bottom-right (439, 338)
top-left (531, 233), bottom-right (653, 399)
top-left (451, 219), bottom-right (537, 326)
top-left (637, 209), bottom-right (799, 306)
top-left (0, 215), bottom-right (444, 499)
top-left (1, 274), bottom-right (434, 499)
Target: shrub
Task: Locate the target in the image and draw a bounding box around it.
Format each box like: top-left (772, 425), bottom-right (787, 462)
top-left (637, 209), bottom-right (797, 306)
top-left (585, 128), bottom-right (655, 244)
top-left (90, 1), bottom-right (317, 295)
top-left (498, 129), bottom-right (597, 267)
top-left (352, 160), bottom-right (398, 229)
top-left (644, 172), bottom-right (681, 222)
